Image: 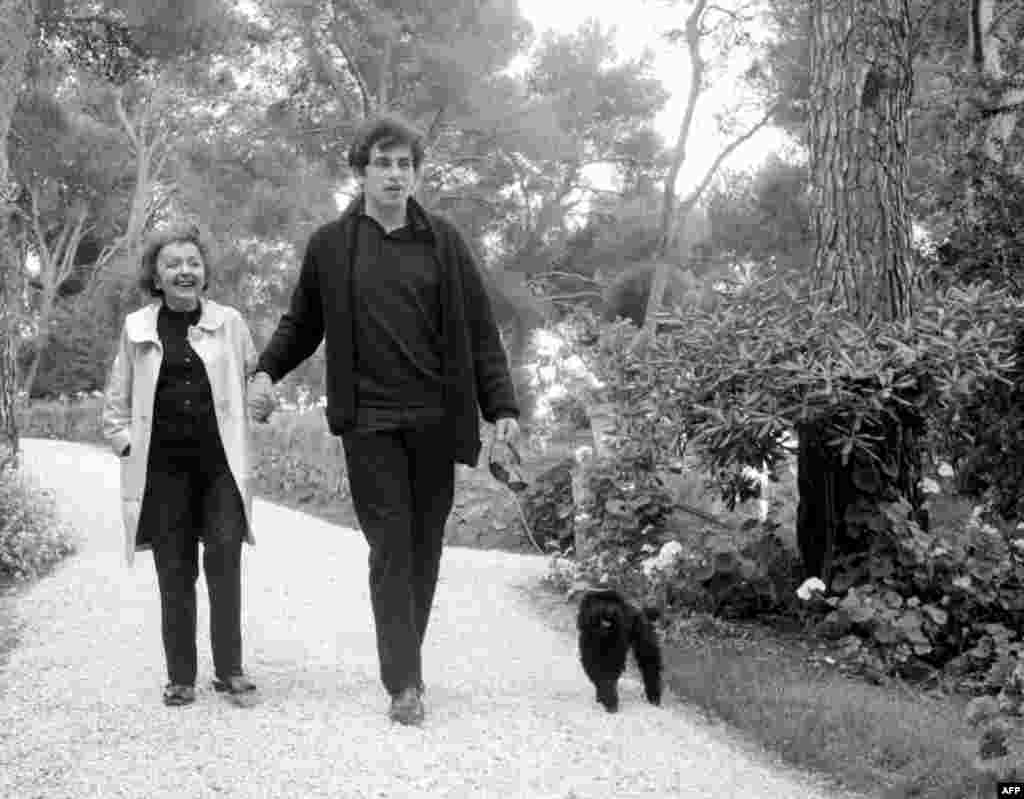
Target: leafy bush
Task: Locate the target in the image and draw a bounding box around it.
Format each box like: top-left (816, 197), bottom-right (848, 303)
top-left (660, 521), bottom-right (803, 619)
top-left (0, 468), bottom-right (77, 580)
top-left (566, 452), bottom-right (803, 616)
top-left (557, 278), bottom-right (1021, 507)
top-left (16, 396), bottom-right (105, 445)
top-left (519, 457), bottom-right (576, 551)
top-left (806, 498), bottom-right (1024, 695)
top-left (250, 409), bottom-right (349, 505)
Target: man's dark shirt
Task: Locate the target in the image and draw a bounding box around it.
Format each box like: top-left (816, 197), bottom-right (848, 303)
top-left (254, 195), bottom-right (520, 466)
top-left (351, 213), bottom-right (446, 431)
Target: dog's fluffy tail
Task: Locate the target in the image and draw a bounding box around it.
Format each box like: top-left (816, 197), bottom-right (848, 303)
top-left (632, 608), bottom-right (664, 706)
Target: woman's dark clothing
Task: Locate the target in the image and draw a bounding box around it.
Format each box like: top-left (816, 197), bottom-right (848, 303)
top-left (150, 303), bottom-right (221, 456)
top-left (137, 303), bottom-right (247, 685)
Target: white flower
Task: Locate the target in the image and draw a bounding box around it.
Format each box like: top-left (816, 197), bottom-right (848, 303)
top-left (919, 477), bottom-right (941, 495)
top-left (574, 446), bottom-right (594, 465)
top-left (642, 541), bottom-right (685, 578)
top-left (1013, 539), bottom-right (1024, 553)
top-left (658, 540), bottom-right (683, 563)
top-left (938, 462), bottom-right (954, 478)
top-left (796, 577), bottom-right (827, 601)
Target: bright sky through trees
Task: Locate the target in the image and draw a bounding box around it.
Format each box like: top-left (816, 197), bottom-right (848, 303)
top-left (516, 0), bottom-right (793, 193)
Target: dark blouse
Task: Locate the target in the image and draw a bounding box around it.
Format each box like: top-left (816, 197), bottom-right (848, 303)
top-left (150, 301), bottom-right (223, 458)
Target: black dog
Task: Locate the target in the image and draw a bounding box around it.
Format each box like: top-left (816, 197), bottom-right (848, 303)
top-left (577, 588), bottom-right (663, 712)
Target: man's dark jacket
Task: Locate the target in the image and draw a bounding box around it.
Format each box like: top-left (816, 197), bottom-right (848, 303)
top-left (254, 195), bottom-right (519, 467)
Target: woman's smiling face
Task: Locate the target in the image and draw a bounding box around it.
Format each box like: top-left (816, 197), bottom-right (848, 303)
top-left (154, 241), bottom-right (206, 309)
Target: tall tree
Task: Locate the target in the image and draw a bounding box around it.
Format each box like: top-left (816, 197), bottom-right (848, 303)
top-left (800, 0), bottom-right (917, 581)
top-left (0, 0), bottom-right (36, 468)
top-left (809, 0), bottom-right (915, 324)
top-left (9, 2), bottom-right (245, 398)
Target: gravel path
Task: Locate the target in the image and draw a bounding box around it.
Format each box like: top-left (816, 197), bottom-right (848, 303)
top-left (1, 439), bottom-right (867, 799)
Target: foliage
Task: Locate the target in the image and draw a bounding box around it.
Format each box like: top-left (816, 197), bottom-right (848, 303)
top-left (936, 321), bottom-right (1024, 521)
top-left (921, 164), bottom-right (1024, 519)
top-left (519, 457), bottom-right (575, 552)
top-left (18, 278), bottom-right (138, 397)
top-left (704, 155), bottom-right (812, 278)
top-left (249, 410), bottom-right (350, 506)
top-left (803, 497), bottom-right (1024, 702)
top-left (0, 468), bottom-right (77, 580)
top-left (569, 454), bottom-right (679, 601)
top-left (15, 394), bottom-right (105, 443)
top-left (555, 278), bottom-right (1021, 511)
top-left (566, 451), bottom-right (802, 618)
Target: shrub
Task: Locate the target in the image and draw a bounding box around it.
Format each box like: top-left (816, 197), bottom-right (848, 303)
top-left (804, 497), bottom-right (1024, 697)
top-left (531, 277), bottom-right (1014, 515)
top-left (565, 452), bottom-right (803, 616)
top-left (250, 409), bottom-right (349, 505)
top-left (0, 468), bottom-right (77, 581)
top-left (16, 396), bottom-right (105, 445)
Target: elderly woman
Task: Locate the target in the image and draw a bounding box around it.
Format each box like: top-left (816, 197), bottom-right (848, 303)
top-left (102, 224), bottom-right (260, 707)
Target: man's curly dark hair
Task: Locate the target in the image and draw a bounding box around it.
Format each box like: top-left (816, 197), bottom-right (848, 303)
top-left (347, 113), bottom-right (426, 176)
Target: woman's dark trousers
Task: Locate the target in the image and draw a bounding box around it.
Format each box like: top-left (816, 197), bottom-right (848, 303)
top-left (140, 444), bottom-right (246, 686)
top-left (341, 417), bottom-right (456, 697)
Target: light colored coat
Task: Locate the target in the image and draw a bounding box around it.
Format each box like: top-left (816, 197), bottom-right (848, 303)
top-left (102, 298), bottom-right (258, 565)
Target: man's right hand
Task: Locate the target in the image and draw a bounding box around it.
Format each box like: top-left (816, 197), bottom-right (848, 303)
top-left (247, 372), bottom-right (276, 423)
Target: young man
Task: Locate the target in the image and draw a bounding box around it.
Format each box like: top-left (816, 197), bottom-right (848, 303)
top-left (247, 114), bottom-right (520, 725)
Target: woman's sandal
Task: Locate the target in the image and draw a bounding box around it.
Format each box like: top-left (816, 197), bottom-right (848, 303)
top-left (162, 683), bottom-right (196, 707)
top-left (212, 675), bottom-right (259, 707)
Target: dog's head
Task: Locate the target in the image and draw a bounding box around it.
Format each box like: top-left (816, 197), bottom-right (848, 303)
top-left (578, 589), bottom-right (629, 636)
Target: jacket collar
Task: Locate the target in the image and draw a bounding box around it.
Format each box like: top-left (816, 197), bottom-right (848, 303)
top-left (342, 194), bottom-right (435, 237)
top-left (125, 297), bottom-right (227, 343)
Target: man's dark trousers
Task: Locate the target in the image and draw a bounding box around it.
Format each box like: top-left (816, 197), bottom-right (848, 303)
top-left (341, 414), bottom-right (456, 697)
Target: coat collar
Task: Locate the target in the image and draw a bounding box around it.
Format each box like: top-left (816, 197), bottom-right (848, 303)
top-left (125, 297), bottom-right (227, 343)
top-left (341, 194), bottom-right (435, 237)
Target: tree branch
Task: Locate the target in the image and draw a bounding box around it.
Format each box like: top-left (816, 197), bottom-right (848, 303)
top-left (658, 0), bottom-right (709, 257)
top-left (329, 1), bottom-right (372, 117)
top-left (679, 105), bottom-right (776, 209)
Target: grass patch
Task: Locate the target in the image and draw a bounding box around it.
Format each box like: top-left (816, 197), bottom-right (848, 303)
top-left (659, 616), bottom-right (989, 798)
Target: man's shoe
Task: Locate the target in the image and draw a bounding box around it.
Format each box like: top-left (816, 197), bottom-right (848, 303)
top-left (389, 686), bottom-right (425, 726)
top-left (212, 674), bottom-right (260, 708)
top-left (162, 683), bottom-right (196, 707)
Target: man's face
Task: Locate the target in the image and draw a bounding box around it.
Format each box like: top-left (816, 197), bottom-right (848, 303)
top-left (359, 142), bottom-right (419, 214)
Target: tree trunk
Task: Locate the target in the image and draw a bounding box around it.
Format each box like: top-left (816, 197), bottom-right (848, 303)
top-left (802, 0), bottom-right (919, 584)
top-left (809, 0), bottom-right (915, 325)
top-left (0, 234), bottom-right (23, 473)
top-left (0, 0), bottom-right (35, 469)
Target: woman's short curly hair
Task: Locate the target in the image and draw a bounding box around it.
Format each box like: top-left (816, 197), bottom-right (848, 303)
top-left (138, 223), bottom-right (212, 298)
top-left (347, 113), bottom-right (426, 175)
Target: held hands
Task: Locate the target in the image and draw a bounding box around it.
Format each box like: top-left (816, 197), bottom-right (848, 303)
top-left (494, 416), bottom-right (520, 445)
top-left (247, 372), bottom-right (276, 423)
